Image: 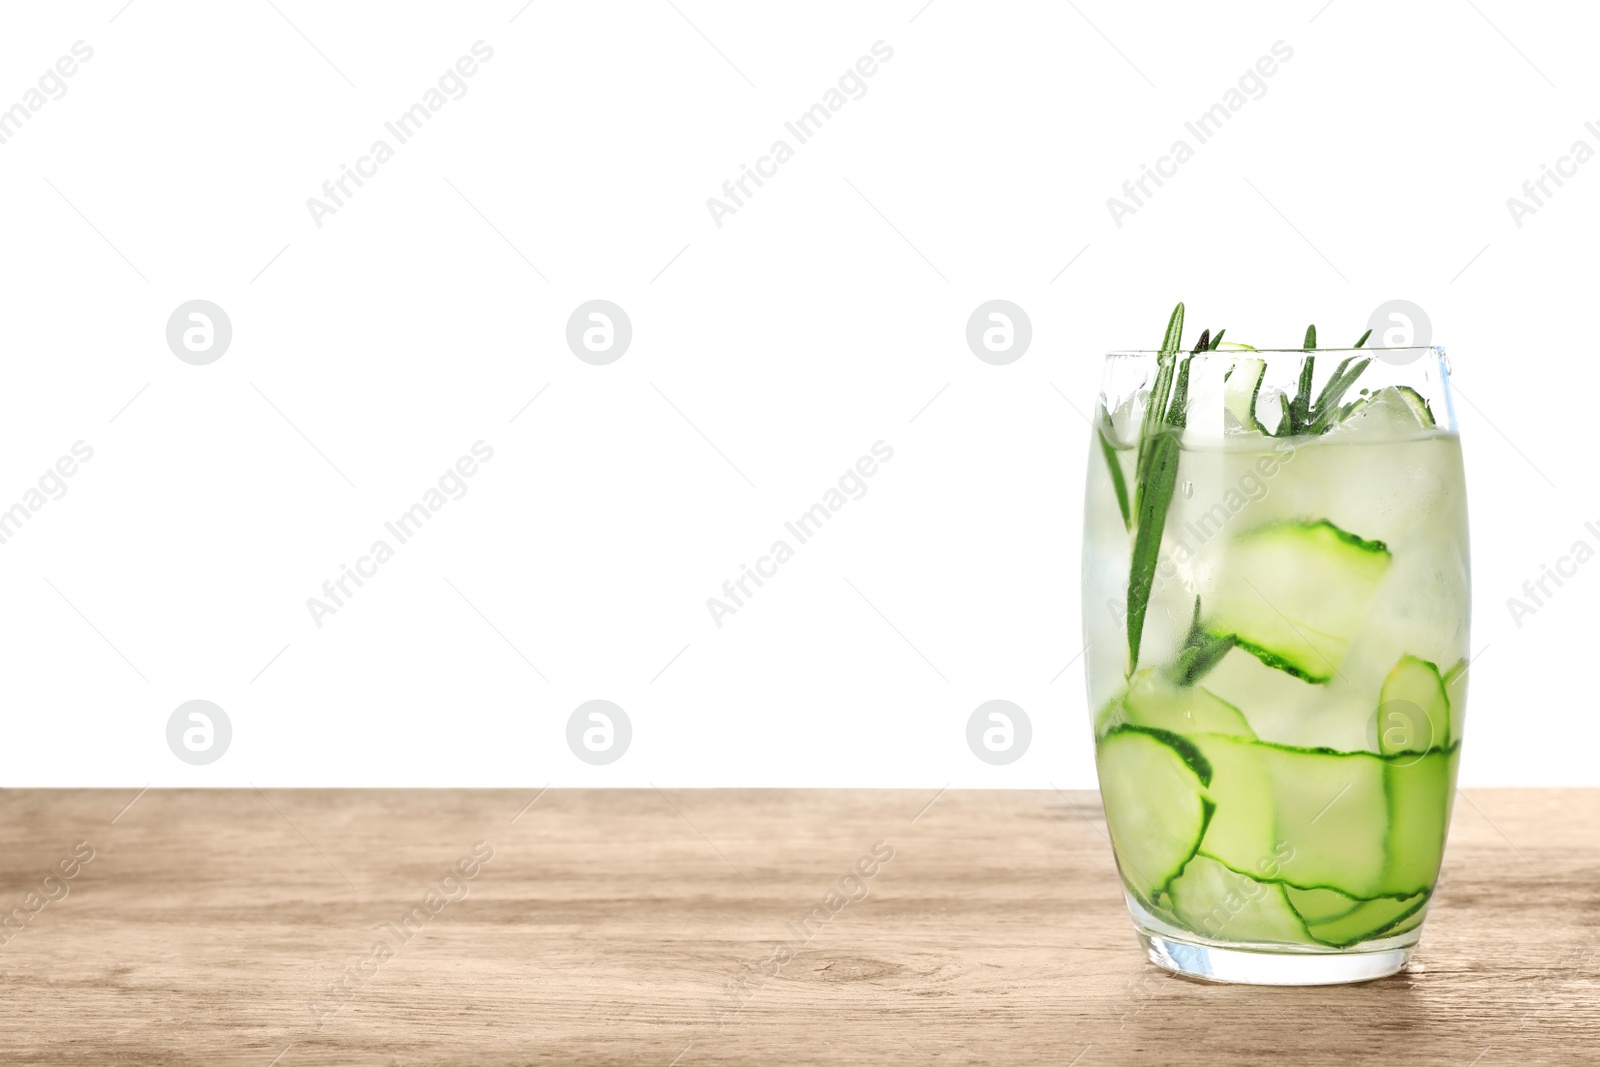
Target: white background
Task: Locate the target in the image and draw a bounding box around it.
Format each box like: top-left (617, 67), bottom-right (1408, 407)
top-left (0, 0), bottom-right (1591, 787)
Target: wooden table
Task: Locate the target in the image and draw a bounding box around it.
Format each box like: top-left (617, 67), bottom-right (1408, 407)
top-left (1, 788), bottom-right (1595, 1065)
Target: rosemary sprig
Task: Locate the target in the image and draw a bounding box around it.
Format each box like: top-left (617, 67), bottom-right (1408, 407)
top-left (1126, 303), bottom-right (1186, 671)
top-left (1274, 324), bottom-right (1380, 435)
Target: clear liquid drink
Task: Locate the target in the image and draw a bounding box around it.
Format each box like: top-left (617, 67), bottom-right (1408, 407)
top-left (1084, 339), bottom-right (1469, 984)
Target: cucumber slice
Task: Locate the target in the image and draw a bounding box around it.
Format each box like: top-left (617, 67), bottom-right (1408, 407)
top-left (1443, 658), bottom-right (1469, 744)
top-left (1280, 884), bottom-right (1364, 925)
top-left (1245, 739), bottom-right (1390, 897)
top-left (1392, 385), bottom-right (1436, 427)
top-left (1384, 748), bottom-right (1456, 895)
top-left (1378, 655), bottom-right (1451, 752)
top-left (1314, 895), bottom-right (1428, 946)
top-left (1223, 357), bottom-right (1268, 433)
top-left (1167, 855), bottom-right (1310, 944)
top-left (1381, 903), bottom-right (1429, 939)
top-left (1096, 727), bottom-right (1214, 898)
top-left (1334, 384), bottom-right (1436, 436)
top-left (1120, 670), bottom-right (1256, 739)
top-left (1285, 885), bottom-right (1429, 947)
top-left (1189, 734), bottom-right (1278, 877)
top-left (1139, 887), bottom-right (1184, 928)
top-left (1203, 520), bottom-right (1392, 683)
top-left (1195, 736), bottom-right (1449, 899)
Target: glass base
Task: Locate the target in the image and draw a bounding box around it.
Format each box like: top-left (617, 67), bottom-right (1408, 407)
top-left (1124, 893), bottom-right (1421, 985)
top-left (1137, 930), bottom-right (1413, 985)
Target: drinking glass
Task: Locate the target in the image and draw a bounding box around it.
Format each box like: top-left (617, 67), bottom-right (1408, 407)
top-left (1083, 343), bottom-right (1469, 984)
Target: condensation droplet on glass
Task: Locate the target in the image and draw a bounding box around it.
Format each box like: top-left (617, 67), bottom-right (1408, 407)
top-left (1182, 481), bottom-right (1194, 498)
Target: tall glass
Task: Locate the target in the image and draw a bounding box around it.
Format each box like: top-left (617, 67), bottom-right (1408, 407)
top-left (1082, 345), bottom-right (1469, 984)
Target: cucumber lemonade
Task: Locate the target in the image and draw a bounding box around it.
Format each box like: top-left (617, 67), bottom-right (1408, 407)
top-left (1083, 307), bottom-right (1469, 984)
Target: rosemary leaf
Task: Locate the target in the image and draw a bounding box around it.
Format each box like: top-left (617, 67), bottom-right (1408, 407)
top-left (1126, 303), bottom-right (1185, 672)
top-left (1098, 425), bottom-right (1131, 530)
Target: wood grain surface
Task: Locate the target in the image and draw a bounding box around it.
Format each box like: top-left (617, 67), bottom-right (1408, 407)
top-left (0, 787), bottom-right (1595, 1066)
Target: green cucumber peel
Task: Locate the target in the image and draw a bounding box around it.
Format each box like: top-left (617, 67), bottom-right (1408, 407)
top-left (1196, 849), bottom-right (1431, 900)
top-left (1230, 517), bottom-right (1390, 557)
top-left (1186, 732), bottom-right (1462, 763)
top-left (1230, 636), bottom-right (1332, 683)
top-left (1291, 517), bottom-right (1390, 556)
top-left (1103, 724), bottom-right (1214, 786)
top-left (1286, 885), bottom-right (1431, 947)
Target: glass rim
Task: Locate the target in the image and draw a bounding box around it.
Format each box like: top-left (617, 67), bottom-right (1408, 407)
top-left (1104, 346), bottom-right (1445, 358)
